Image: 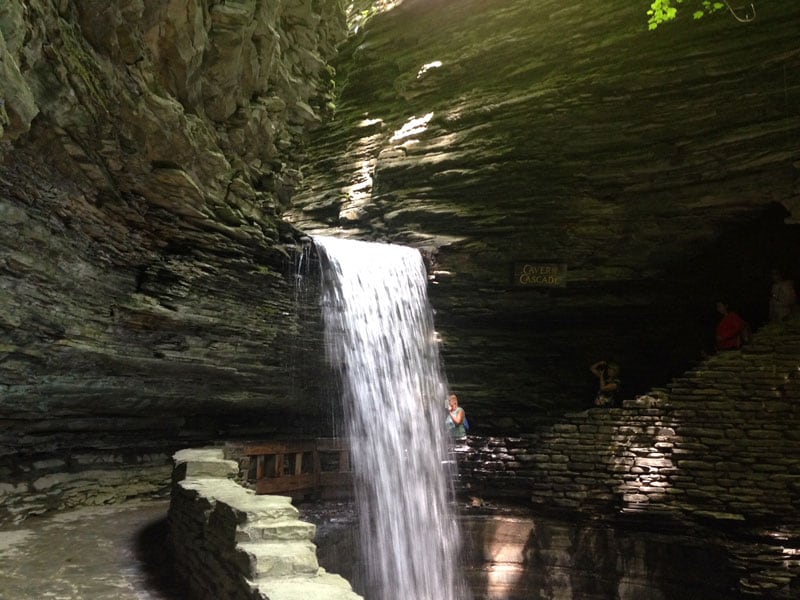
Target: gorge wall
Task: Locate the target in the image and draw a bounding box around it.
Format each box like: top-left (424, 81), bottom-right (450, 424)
top-left (309, 317), bottom-right (800, 598)
top-left (286, 0), bottom-right (800, 427)
top-left (2, 0), bottom-right (800, 527)
top-left (0, 0), bottom-right (344, 523)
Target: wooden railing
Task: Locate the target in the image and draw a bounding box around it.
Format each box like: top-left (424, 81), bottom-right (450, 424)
top-left (243, 438), bottom-right (352, 500)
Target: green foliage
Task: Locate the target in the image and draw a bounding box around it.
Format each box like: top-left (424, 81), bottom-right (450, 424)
top-left (647, 0), bottom-right (681, 29)
top-left (647, 0), bottom-right (726, 29)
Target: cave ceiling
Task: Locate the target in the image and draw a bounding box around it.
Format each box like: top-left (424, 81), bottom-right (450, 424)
top-left (289, 0), bottom-right (800, 269)
top-left (285, 0), bottom-right (800, 419)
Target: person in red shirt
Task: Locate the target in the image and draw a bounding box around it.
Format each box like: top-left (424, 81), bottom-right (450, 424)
top-left (715, 301), bottom-right (748, 350)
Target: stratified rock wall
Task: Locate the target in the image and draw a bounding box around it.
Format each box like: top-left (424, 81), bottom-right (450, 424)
top-left (453, 316), bottom-right (800, 597)
top-left (2, 0), bottom-right (799, 526)
top-left (286, 0), bottom-right (800, 425)
top-left (0, 0), bottom-right (345, 522)
top-left (458, 515), bottom-right (739, 600)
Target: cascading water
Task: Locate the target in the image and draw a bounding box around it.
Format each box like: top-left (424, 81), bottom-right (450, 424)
top-left (314, 235), bottom-right (467, 600)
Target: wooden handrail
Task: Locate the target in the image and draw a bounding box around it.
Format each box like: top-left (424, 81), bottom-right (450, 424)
top-left (243, 438), bottom-right (352, 499)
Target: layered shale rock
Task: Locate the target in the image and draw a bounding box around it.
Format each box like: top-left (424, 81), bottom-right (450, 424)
top-left (2, 0), bottom-right (800, 529)
top-left (286, 0), bottom-right (800, 423)
top-left (0, 0), bottom-right (344, 523)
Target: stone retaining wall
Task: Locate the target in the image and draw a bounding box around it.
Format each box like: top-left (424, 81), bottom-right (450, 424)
top-left (168, 448), bottom-right (362, 600)
top-left (460, 513), bottom-right (739, 600)
top-left (0, 451), bottom-right (171, 525)
top-left (454, 316), bottom-right (800, 598)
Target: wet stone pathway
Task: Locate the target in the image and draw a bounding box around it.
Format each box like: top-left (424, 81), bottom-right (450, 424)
top-left (0, 500), bottom-right (183, 600)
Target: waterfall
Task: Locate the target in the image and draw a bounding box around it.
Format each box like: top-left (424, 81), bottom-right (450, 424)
top-left (314, 235), bottom-right (466, 600)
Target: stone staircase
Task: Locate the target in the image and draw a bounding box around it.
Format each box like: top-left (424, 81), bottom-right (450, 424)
top-left (168, 448), bottom-right (361, 600)
top-left (454, 315), bottom-right (800, 597)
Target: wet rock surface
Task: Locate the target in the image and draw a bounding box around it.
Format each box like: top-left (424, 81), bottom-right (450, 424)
top-left (1, 4), bottom-right (799, 597)
top-left (0, 500), bottom-right (181, 600)
top-left (301, 498), bottom-right (743, 600)
top-left (3, 0), bottom-right (800, 476)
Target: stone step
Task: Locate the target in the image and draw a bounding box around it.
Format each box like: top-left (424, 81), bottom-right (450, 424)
top-left (237, 518), bottom-right (316, 542)
top-left (173, 448), bottom-right (239, 479)
top-left (238, 540), bottom-right (320, 578)
top-left (256, 571), bottom-right (362, 600)
top-left (179, 478), bottom-right (301, 522)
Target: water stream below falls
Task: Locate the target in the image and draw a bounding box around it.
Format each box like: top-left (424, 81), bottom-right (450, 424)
top-left (314, 235), bottom-right (468, 600)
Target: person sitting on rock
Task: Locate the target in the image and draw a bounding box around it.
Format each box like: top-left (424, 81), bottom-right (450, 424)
top-left (715, 300), bottom-right (749, 350)
top-left (590, 360), bottom-right (621, 407)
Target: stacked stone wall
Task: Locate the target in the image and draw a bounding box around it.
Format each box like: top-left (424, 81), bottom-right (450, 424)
top-left (0, 451), bottom-right (171, 526)
top-left (168, 448), bottom-right (361, 600)
top-left (455, 316), bottom-right (800, 598)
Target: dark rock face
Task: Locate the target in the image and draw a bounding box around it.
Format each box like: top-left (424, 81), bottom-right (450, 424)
top-left (459, 514), bottom-right (739, 600)
top-left (1, 0), bottom-right (343, 522)
top-left (286, 0), bottom-right (800, 426)
top-left (2, 3), bottom-right (797, 597)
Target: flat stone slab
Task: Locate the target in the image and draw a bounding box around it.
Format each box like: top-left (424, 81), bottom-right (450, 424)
top-left (257, 571), bottom-right (362, 600)
top-left (179, 477), bottom-right (299, 521)
top-left (237, 518), bottom-right (316, 542)
top-left (239, 540), bottom-right (320, 577)
top-left (173, 448), bottom-right (239, 479)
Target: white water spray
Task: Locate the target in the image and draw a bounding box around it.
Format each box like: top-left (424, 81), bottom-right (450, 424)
top-left (314, 235), bottom-right (466, 600)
